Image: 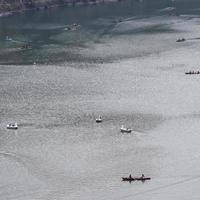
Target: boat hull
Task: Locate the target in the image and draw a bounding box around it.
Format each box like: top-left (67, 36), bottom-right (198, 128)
top-left (185, 71), bottom-right (200, 75)
top-left (7, 126), bottom-right (18, 130)
top-left (7, 123), bottom-right (18, 130)
top-left (96, 119), bottom-right (102, 123)
top-left (122, 177), bottom-right (151, 182)
top-left (120, 129), bottom-right (132, 133)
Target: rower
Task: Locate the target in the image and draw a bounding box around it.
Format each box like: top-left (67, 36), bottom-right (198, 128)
top-left (141, 174), bottom-right (145, 178)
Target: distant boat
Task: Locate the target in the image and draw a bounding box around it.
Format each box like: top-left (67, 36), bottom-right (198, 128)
top-left (122, 176), bottom-right (151, 182)
top-left (185, 71), bottom-right (200, 75)
top-left (120, 125), bottom-right (132, 133)
top-left (21, 44), bottom-right (32, 50)
top-left (176, 38), bottom-right (186, 42)
top-left (5, 36), bottom-right (12, 41)
top-left (64, 23), bottom-right (81, 31)
top-left (7, 123), bottom-right (18, 130)
top-left (96, 116), bottom-right (102, 123)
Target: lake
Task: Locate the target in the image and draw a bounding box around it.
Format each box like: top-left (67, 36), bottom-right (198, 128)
top-left (1, 0), bottom-right (200, 199)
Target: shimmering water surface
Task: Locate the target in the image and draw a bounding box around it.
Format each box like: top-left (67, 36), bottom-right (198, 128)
top-left (1, 0), bottom-right (200, 200)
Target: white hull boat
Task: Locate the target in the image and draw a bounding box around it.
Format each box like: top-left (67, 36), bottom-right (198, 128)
top-left (96, 116), bottom-right (103, 123)
top-left (7, 123), bottom-right (18, 130)
top-left (120, 125), bottom-right (132, 133)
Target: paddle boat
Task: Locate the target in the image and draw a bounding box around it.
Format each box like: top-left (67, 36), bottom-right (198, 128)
top-left (7, 123), bottom-right (18, 130)
top-left (64, 23), bottom-right (81, 31)
top-left (120, 125), bottom-right (132, 133)
top-left (5, 36), bottom-right (12, 41)
top-left (96, 115), bottom-right (103, 123)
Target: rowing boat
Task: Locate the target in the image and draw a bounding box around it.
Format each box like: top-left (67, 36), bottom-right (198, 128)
top-left (122, 177), bottom-right (151, 182)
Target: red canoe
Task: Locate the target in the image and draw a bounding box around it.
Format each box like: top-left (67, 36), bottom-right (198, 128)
top-left (122, 177), bottom-right (151, 182)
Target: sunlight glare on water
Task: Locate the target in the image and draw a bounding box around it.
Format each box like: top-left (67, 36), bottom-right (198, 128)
top-left (1, 0), bottom-right (200, 200)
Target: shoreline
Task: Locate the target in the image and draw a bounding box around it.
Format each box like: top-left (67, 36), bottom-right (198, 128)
top-left (0, 0), bottom-right (120, 18)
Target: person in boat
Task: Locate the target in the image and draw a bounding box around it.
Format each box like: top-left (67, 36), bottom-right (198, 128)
top-left (129, 174), bottom-right (132, 179)
top-left (141, 174), bottom-right (145, 179)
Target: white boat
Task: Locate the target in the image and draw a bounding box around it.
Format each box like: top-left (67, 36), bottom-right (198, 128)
top-left (64, 23), bottom-right (81, 31)
top-left (7, 123), bottom-right (18, 130)
top-left (120, 125), bottom-right (132, 133)
top-left (5, 36), bottom-right (12, 41)
top-left (96, 116), bottom-right (103, 123)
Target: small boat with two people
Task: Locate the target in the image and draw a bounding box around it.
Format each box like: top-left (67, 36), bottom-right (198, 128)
top-left (122, 174), bottom-right (151, 182)
top-left (120, 125), bottom-right (132, 133)
top-left (176, 38), bottom-right (186, 42)
top-left (96, 115), bottom-right (103, 123)
top-left (7, 123), bottom-right (18, 130)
